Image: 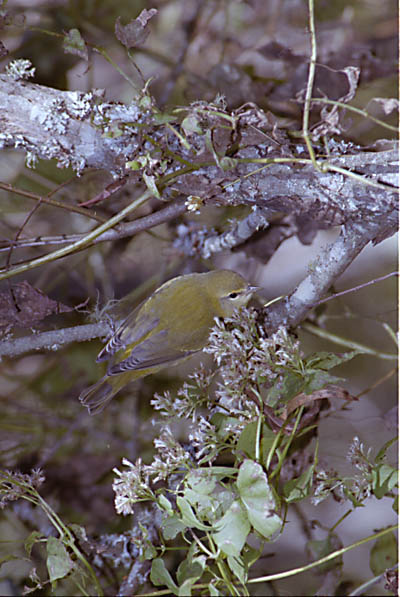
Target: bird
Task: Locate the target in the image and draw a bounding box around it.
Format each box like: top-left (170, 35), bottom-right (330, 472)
top-left (79, 269), bottom-right (257, 415)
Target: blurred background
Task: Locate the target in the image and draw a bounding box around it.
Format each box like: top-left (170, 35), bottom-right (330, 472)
top-left (0, 0), bottom-right (397, 595)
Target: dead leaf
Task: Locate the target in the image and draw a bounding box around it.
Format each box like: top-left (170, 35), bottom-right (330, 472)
top-left (115, 9), bottom-right (157, 49)
top-left (0, 281), bottom-right (72, 331)
top-left (283, 385), bottom-right (356, 419)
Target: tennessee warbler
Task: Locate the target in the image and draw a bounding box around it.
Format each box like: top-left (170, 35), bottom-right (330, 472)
top-left (79, 269), bottom-right (257, 414)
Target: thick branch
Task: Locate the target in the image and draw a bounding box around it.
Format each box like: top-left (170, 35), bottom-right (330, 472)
top-left (0, 75), bottom-right (397, 244)
top-left (0, 74), bottom-right (146, 174)
top-left (0, 75), bottom-right (397, 357)
top-left (263, 218), bottom-right (394, 332)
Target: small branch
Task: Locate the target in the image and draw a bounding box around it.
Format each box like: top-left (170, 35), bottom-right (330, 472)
top-left (349, 565), bottom-right (398, 597)
top-left (247, 525), bottom-right (398, 585)
top-left (0, 75), bottom-right (397, 249)
top-left (0, 181), bottom-right (106, 223)
top-left (0, 322), bottom-right (107, 358)
top-left (312, 271), bottom-right (398, 307)
top-left (310, 97), bottom-right (398, 133)
top-left (6, 198), bottom-right (43, 269)
top-left (175, 206), bottom-right (271, 258)
top-left (0, 190), bottom-right (153, 281)
top-left (302, 0), bottom-right (318, 167)
top-left (301, 322), bottom-right (397, 361)
top-left (0, 199), bottom-right (188, 253)
top-left (263, 219), bottom-right (393, 332)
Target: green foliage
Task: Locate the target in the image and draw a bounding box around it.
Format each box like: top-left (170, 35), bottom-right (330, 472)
top-left (0, 0), bottom-right (397, 594)
top-left (0, 471), bottom-right (103, 596)
top-left (108, 309), bottom-right (397, 595)
top-left (0, 308), bottom-right (397, 595)
top-left (369, 532), bottom-right (397, 576)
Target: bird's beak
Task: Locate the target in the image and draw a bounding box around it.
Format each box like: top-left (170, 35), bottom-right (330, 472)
top-left (248, 285), bottom-right (261, 294)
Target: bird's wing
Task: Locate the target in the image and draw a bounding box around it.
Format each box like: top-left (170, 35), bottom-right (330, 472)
top-left (107, 328), bottom-right (196, 375)
top-left (96, 306), bottom-right (160, 363)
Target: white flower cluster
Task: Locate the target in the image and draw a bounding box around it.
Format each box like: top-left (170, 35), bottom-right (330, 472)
top-left (113, 458), bottom-right (153, 515)
top-left (113, 428), bottom-right (193, 514)
top-left (346, 436), bottom-right (372, 471)
top-left (151, 364), bottom-right (213, 421)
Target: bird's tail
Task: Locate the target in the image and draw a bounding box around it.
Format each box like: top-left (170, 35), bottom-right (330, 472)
top-left (79, 375), bottom-right (118, 415)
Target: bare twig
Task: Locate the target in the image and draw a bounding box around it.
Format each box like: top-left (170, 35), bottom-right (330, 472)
top-left (311, 271), bottom-right (398, 307)
top-left (0, 190), bottom-right (154, 281)
top-left (0, 199), bottom-right (188, 253)
top-left (302, 0), bottom-right (318, 167)
top-left (0, 181), bottom-right (106, 223)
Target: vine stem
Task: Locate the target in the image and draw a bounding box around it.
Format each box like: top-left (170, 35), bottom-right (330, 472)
top-left (0, 189), bottom-right (153, 281)
top-left (247, 524), bottom-right (397, 585)
top-left (137, 525), bottom-right (398, 596)
top-left (302, 0), bottom-right (318, 167)
top-left (301, 322), bottom-right (397, 361)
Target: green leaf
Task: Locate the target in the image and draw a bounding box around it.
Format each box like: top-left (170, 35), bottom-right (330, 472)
top-left (242, 543), bottom-right (262, 569)
top-left (372, 464), bottom-right (398, 499)
top-left (305, 350), bottom-right (359, 370)
top-left (307, 532), bottom-right (343, 573)
top-left (303, 370), bottom-right (342, 393)
top-left (46, 536), bottom-right (74, 584)
top-left (150, 558), bottom-right (178, 594)
top-left (162, 514), bottom-right (187, 540)
top-left (283, 465), bottom-right (314, 503)
top-left (237, 422), bottom-right (258, 459)
top-left (176, 544), bottom-right (198, 585)
top-left (237, 422), bottom-right (276, 461)
top-left (153, 113), bottom-right (177, 125)
top-left (143, 542), bottom-right (157, 560)
top-left (184, 487), bottom-right (214, 518)
top-left (62, 29), bottom-right (88, 60)
top-left (177, 554), bottom-right (206, 595)
top-left (208, 582), bottom-right (220, 596)
top-left (214, 415), bottom-right (241, 440)
top-left (227, 554), bottom-right (247, 584)
top-left (25, 530), bottom-right (45, 558)
top-left (375, 436), bottom-right (398, 463)
top-left (186, 469), bottom-right (216, 495)
top-left (267, 371), bottom-right (304, 406)
top-left (176, 496), bottom-right (210, 531)
top-left (237, 460), bottom-right (282, 539)
top-left (213, 500), bottom-right (250, 556)
top-left (370, 532), bottom-right (397, 575)
top-left (184, 469), bottom-right (217, 516)
top-left (126, 160), bottom-right (141, 170)
top-left (158, 493), bottom-right (173, 515)
top-left (142, 172), bottom-right (161, 199)
top-left (181, 114), bottom-right (203, 135)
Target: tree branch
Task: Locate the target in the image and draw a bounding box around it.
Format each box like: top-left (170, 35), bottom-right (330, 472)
top-left (0, 323), bottom-right (107, 357)
top-left (263, 218), bottom-right (395, 332)
top-left (0, 74), bottom-right (397, 245)
top-left (0, 73), bottom-right (397, 358)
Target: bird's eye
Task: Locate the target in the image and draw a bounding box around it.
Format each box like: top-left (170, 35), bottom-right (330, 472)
top-left (228, 292), bottom-right (239, 299)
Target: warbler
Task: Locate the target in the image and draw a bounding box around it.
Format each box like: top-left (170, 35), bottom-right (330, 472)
top-left (79, 270), bottom-right (257, 415)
